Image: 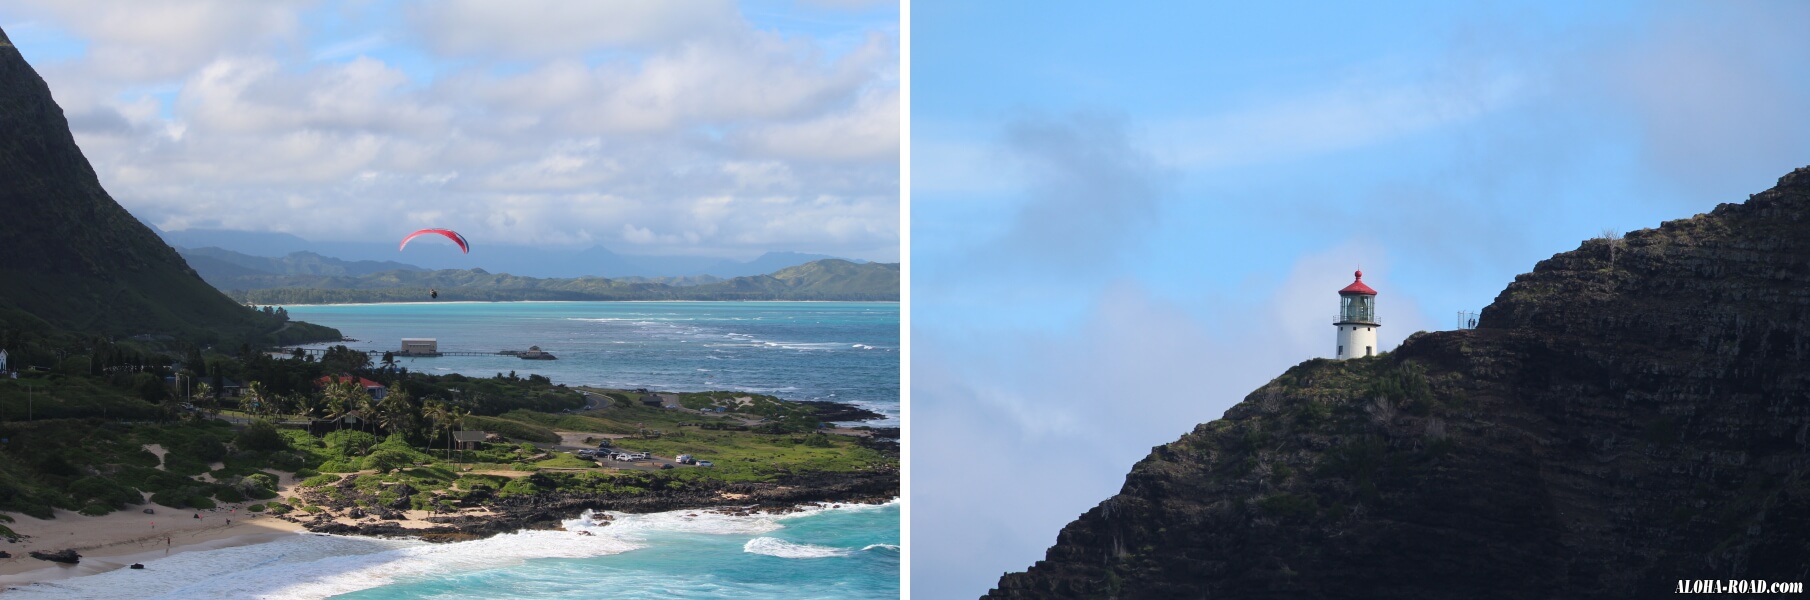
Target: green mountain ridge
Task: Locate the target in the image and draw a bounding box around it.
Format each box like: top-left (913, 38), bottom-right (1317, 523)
top-left (0, 25), bottom-right (337, 346)
top-left (987, 166), bottom-right (1810, 599)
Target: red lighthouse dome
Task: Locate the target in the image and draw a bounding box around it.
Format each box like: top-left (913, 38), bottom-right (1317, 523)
top-left (1338, 270), bottom-right (1377, 296)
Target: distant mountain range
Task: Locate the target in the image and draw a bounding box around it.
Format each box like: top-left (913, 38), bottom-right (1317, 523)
top-left (154, 227), bottom-right (863, 279)
top-left (211, 257), bottom-right (899, 304)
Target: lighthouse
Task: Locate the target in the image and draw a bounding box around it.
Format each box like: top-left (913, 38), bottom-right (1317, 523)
top-left (1334, 270), bottom-right (1379, 360)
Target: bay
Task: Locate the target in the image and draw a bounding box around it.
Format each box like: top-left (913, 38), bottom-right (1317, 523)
top-left (281, 301), bottom-right (899, 426)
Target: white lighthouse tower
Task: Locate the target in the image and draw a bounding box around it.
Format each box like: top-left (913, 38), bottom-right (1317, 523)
top-left (1334, 270), bottom-right (1379, 360)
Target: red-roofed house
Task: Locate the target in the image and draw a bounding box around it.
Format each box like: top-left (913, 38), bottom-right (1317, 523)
top-left (315, 374), bottom-right (388, 400)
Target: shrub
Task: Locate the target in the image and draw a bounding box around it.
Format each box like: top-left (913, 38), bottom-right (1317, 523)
top-left (294, 468), bottom-right (320, 478)
top-left (214, 486), bottom-right (246, 503)
top-left (324, 430), bottom-right (380, 458)
top-left (69, 476), bottom-right (139, 510)
top-left (246, 472), bottom-right (279, 491)
top-left (79, 502), bottom-right (112, 516)
top-left (498, 478), bottom-right (541, 497)
top-left (149, 489), bottom-right (192, 508)
top-left (236, 420), bottom-right (289, 452)
top-left (280, 430), bottom-right (322, 449)
top-left (181, 436), bottom-right (230, 462)
top-left (222, 473), bottom-right (279, 500)
top-left (247, 503), bottom-right (267, 512)
top-left (302, 505), bottom-right (323, 514)
top-left (317, 459), bottom-right (362, 473)
top-left (267, 503), bottom-right (292, 515)
top-left (362, 449), bottom-right (414, 474)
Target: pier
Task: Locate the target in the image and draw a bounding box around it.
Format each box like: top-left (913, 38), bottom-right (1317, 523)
top-left (285, 348), bottom-right (516, 358)
top-left (276, 338), bottom-right (556, 360)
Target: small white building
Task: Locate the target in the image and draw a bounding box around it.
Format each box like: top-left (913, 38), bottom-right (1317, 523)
top-left (400, 338), bottom-right (438, 355)
top-left (1334, 270), bottom-right (1379, 360)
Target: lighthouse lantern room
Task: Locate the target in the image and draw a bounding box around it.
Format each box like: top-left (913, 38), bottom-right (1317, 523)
top-left (1335, 270), bottom-right (1379, 360)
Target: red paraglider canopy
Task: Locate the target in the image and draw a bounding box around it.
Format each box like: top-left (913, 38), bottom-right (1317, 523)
top-left (400, 229), bottom-right (469, 253)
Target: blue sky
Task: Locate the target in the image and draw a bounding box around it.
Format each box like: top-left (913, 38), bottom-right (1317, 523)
top-left (912, 1), bottom-right (1810, 597)
top-left (0, 1), bottom-right (899, 261)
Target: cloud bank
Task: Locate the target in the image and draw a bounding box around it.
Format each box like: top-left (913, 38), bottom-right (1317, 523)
top-left (0, 1), bottom-right (899, 261)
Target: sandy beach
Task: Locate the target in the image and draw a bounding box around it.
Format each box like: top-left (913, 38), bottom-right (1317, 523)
top-left (0, 505), bottom-right (306, 587)
top-left (0, 447), bottom-right (314, 589)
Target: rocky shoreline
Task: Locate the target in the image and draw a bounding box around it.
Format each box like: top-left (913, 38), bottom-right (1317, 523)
top-left (289, 469), bottom-right (899, 541)
top-left (799, 400), bottom-right (888, 422)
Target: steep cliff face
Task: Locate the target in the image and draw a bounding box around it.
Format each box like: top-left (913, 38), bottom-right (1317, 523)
top-left (0, 26), bottom-right (296, 341)
top-left (989, 166), bottom-right (1810, 599)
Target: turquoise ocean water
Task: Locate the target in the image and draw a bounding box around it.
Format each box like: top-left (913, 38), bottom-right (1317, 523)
top-left (13, 503), bottom-right (899, 599)
top-left (9, 302), bottom-right (898, 599)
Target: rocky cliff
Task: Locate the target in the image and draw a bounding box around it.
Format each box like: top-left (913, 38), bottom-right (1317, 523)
top-left (0, 25), bottom-right (311, 342)
top-left (988, 166), bottom-right (1810, 599)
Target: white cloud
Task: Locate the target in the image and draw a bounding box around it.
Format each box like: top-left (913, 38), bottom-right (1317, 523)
top-left (733, 84), bottom-right (900, 162)
top-left (1158, 72), bottom-right (1525, 170)
top-left (408, 0), bottom-right (741, 58)
top-left (8, 0), bottom-right (307, 80)
top-left (6, 2), bottom-right (898, 261)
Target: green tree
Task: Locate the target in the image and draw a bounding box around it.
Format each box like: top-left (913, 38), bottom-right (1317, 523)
top-left (361, 449), bottom-right (412, 473)
top-left (294, 393), bottom-right (322, 420)
top-left (242, 381), bottom-right (269, 418)
top-left (236, 419), bottom-right (288, 452)
top-left (377, 389), bottom-right (415, 437)
top-left (324, 430), bottom-right (380, 457)
top-left (322, 379), bottom-right (360, 430)
top-left (190, 382), bottom-right (216, 422)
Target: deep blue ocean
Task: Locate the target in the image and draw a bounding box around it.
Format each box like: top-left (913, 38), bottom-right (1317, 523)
top-left (8, 302), bottom-right (898, 599)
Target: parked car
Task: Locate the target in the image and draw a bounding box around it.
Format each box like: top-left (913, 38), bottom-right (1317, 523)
top-left (676, 454), bottom-right (696, 465)
top-left (696, 460), bottom-right (714, 467)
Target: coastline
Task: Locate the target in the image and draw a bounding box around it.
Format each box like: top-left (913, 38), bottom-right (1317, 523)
top-left (295, 468), bottom-right (900, 541)
top-left (0, 509), bottom-right (305, 588)
top-left (0, 469), bottom-right (898, 590)
top-left (0, 301), bottom-right (898, 590)
top-left (275, 299), bottom-right (901, 307)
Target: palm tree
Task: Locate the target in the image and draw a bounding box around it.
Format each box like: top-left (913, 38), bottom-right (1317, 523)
top-left (352, 389), bottom-right (377, 434)
top-left (242, 381), bottom-right (267, 419)
top-left (323, 380), bottom-right (358, 430)
top-left (378, 389), bottom-right (414, 436)
top-left (294, 393), bottom-right (322, 420)
top-left (447, 406), bottom-right (468, 464)
top-left (190, 382), bottom-right (216, 422)
top-left (423, 400), bottom-right (450, 459)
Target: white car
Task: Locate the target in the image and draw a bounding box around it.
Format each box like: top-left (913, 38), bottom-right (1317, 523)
top-left (696, 460), bottom-right (714, 467)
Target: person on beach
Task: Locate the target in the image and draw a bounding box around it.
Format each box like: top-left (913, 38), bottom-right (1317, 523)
top-left (165, 536), bottom-right (171, 555)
